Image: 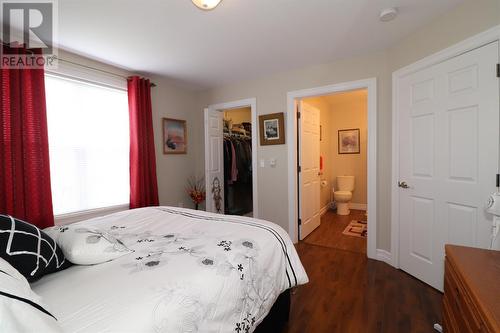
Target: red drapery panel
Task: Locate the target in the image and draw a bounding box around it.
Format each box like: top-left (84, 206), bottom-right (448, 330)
top-left (0, 45), bottom-right (54, 228)
top-left (127, 76), bottom-right (159, 208)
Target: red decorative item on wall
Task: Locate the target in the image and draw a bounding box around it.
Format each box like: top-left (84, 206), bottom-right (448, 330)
top-left (0, 45), bottom-right (55, 229)
top-left (127, 76), bottom-right (159, 208)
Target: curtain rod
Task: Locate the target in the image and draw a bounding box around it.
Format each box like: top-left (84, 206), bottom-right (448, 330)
top-left (1, 41), bottom-right (156, 87)
top-left (55, 57), bottom-right (157, 87)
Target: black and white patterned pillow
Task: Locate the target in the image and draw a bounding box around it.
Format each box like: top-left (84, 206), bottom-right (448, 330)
top-left (0, 215), bottom-right (70, 282)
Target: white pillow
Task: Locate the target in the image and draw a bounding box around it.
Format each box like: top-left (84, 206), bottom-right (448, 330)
top-left (0, 257), bottom-right (28, 287)
top-left (0, 258), bottom-right (63, 333)
top-left (44, 225), bottom-right (133, 265)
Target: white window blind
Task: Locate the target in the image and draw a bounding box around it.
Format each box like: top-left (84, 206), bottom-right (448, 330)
top-left (45, 74), bottom-right (130, 216)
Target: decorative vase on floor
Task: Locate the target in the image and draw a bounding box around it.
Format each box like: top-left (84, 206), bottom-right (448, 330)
top-left (187, 176), bottom-right (205, 212)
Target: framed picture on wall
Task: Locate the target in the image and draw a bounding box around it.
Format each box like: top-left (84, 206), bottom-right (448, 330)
top-left (259, 112), bottom-right (285, 145)
top-left (163, 118), bottom-right (187, 154)
top-left (338, 128), bottom-right (360, 154)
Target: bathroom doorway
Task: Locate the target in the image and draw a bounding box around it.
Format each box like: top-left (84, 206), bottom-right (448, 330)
top-left (299, 90), bottom-right (368, 254)
top-left (287, 79), bottom-right (377, 259)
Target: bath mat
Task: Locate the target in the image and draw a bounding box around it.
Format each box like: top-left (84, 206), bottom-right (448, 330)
top-left (342, 220), bottom-right (367, 238)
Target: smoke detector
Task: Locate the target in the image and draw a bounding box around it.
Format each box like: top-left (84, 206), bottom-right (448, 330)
top-left (379, 7), bottom-right (398, 22)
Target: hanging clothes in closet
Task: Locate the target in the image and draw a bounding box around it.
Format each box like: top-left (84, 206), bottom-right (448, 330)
top-left (223, 134), bottom-right (252, 215)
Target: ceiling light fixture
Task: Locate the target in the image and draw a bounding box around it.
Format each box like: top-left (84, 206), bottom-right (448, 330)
top-left (379, 7), bottom-right (398, 22)
top-left (192, 0), bottom-right (222, 11)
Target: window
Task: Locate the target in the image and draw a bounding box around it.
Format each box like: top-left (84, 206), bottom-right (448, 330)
top-left (45, 74), bottom-right (129, 216)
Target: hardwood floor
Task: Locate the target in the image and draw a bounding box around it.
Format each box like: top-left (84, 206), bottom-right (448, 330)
top-left (304, 210), bottom-right (367, 254)
top-left (283, 211), bottom-right (443, 333)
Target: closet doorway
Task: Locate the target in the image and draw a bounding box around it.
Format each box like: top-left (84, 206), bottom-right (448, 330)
top-left (204, 98), bottom-right (258, 217)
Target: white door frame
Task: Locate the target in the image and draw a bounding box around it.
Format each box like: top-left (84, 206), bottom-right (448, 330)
top-left (287, 78), bottom-right (378, 260)
top-left (204, 98), bottom-right (259, 217)
top-left (391, 25), bottom-right (500, 268)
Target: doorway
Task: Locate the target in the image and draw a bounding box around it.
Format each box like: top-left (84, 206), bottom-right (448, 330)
top-left (299, 90), bottom-right (368, 254)
top-left (204, 98), bottom-right (259, 217)
top-left (286, 79), bottom-right (378, 260)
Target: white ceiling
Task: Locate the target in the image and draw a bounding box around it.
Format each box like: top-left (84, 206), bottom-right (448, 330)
top-left (57, 0), bottom-right (464, 89)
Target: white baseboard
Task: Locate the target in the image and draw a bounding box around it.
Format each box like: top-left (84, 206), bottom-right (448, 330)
top-left (350, 203), bottom-right (367, 210)
top-left (376, 249), bottom-right (394, 266)
top-left (320, 204), bottom-right (330, 216)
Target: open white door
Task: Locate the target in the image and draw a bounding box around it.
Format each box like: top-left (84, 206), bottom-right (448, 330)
top-left (299, 101), bottom-right (321, 240)
top-left (204, 108), bottom-right (224, 214)
top-left (397, 42), bottom-right (499, 291)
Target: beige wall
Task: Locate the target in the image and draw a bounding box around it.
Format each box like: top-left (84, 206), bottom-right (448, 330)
top-left (197, 0), bottom-right (500, 251)
top-left (388, 0), bottom-right (500, 71)
top-left (224, 107), bottom-right (251, 124)
top-left (151, 75), bottom-right (202, 210)
top-left (305, 90), bottom-right (368, 207)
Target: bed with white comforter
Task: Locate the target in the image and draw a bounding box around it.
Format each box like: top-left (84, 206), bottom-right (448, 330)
top-left (32, 207), bottom-right (308, 333)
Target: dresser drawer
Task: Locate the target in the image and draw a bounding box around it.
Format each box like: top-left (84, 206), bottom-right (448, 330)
top-left (443, 246), bottom-right (500, 333)
top-left (445, 259), bottom-right (484, 333)
top-left (443, 294), bottom-right (459, 333)
top-left (444, 272), bottom-right (470, 332)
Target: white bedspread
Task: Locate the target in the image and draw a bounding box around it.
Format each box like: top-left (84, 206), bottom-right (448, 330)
top-left (32, 207), bottom-right (308, 333)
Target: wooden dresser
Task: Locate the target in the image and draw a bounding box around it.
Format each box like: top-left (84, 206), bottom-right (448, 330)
top-left (443, 245), bottom-right (500, 333)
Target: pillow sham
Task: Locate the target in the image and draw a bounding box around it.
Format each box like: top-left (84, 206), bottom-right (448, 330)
top-left (0, 257), bottom-right (28, 286)
top-left (0, 258), bottom-right (63, 333)
top-left (0, 215), bottom-right (70, 282)
top-left (44, 225), bottom-right (133, 265)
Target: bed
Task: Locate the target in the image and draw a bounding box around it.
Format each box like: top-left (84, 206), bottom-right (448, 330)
top-left (31, 207), bottom-right (308, 333)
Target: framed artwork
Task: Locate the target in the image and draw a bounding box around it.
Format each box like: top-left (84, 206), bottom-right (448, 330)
top-left (163, 118), bottom-right (187, 154)
top-left (259, 112), bottom-right (285, 145)
top-left (338, 128), bottom-right (360, 154)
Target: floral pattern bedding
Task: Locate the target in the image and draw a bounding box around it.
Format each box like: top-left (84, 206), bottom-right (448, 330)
top-left (32, 207), bottom-right (308, 333)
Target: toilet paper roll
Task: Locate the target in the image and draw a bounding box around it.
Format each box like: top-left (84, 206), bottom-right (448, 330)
top-left (320, 180), bottom-right (328, 188)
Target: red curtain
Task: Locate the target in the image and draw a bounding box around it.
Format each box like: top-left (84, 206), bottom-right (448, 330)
top-left (0, 45), bottom-right (54, 228)
top-left (127, 76), bottom-right (159, 209)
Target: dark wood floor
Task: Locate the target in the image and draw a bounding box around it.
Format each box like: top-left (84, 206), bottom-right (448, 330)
top-left (283, 211), bottom-right (443, 333)
top-left (304, 210), bottom-right (367, 254)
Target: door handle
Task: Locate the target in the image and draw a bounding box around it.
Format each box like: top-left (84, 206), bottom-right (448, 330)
top-left (398, 181), bottom-right (410, 189)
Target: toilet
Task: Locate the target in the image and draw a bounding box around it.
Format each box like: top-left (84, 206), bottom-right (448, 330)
top-left (334, 176), bottom-right (355, 216)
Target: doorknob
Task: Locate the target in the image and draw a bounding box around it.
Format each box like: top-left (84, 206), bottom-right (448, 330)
top-left (398, 181), bottom-right (410, 189)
